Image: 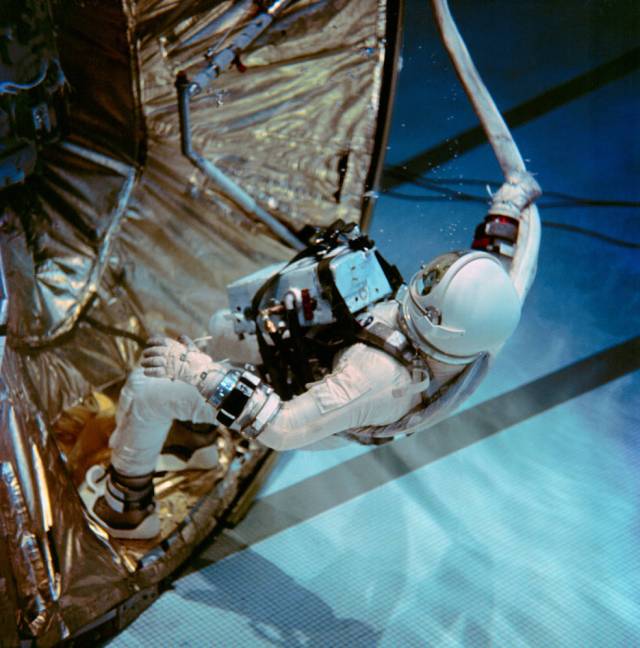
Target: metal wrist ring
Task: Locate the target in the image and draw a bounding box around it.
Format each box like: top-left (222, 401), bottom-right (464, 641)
top-left (208, 369), bottom-right (240, 407)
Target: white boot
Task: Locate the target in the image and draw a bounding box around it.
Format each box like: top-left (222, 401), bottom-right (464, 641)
top-left (79, 465), bottom-right (161, 540)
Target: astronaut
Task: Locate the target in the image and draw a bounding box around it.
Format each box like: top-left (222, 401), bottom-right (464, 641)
top-left (80, 173), bottom-right (541, 540)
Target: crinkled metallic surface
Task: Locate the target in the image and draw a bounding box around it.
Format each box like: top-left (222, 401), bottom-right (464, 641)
top-left (117, 0), bottom-right (394, 335)
top-left (0, 349), bottom-right (132, 646)
top-left (1, 146), bottom-right (137, 346)
top-left (5, 0), bottom-right (393, 347)
top-left (0, 0), bottom-right (399, 642)
top-left (2, 0), bottom-right (145, 347)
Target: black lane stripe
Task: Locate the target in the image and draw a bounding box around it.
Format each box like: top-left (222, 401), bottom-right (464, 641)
top-left (186, 336), bottom-right (640, 571)
top-left (381, 46), bottom-right (640, 190)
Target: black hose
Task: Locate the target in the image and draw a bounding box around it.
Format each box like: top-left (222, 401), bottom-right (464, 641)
top-left (541, 221), bottom-right (640, 249)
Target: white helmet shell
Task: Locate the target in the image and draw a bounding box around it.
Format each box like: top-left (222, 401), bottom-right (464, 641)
top-left (401, 250), bottom-right (521, 363)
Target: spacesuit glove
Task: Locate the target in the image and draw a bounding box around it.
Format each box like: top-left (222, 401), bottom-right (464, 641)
top-left (488, 171), bottom-right (541, 218)
top-left (141, 335), bottom-right (222, 387)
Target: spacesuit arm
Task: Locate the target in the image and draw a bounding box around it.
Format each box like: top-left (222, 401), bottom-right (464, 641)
top-left (489, 173), bottom-right (542, 303)
top-left (142, 337), bottom-right (417, 451)
top-left (430, 0), bottom-right (542, 304)
top-left (192, 343), bottom-right (415, 451)
top-left (257, 344), bottom-right (419, 451)
top-left (196, 367), bottom-right (345, 451)
top-left (508, 201), bottom-right (542, 303)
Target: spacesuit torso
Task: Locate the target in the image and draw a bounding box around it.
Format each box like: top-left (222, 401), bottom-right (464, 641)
top-left (206, 222), bottom-right (484, 449)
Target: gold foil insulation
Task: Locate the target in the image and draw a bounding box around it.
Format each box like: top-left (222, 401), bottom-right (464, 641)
top-left (0, 0), bottom-right (400, 643)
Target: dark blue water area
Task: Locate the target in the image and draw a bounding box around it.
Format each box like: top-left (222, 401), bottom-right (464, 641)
top-left (373, 0), bottom-right (640, 406)
top-left (387, 0), bottom-right (640, 165)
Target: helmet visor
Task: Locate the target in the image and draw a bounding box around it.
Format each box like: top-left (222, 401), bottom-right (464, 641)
top-left (415, 251), bottom-right (467, 298)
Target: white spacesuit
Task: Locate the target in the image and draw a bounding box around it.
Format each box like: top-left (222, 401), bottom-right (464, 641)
top-left (80, 174), bottom-right (541, 539)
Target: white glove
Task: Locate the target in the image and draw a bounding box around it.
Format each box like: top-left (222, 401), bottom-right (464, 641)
top-left (141, 335), bottom-right (222, 387)
top-left (488, 171), bottom-right (541, 218)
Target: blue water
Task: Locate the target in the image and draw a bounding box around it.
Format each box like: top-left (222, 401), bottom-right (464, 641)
top-left (109, 1), bottom-right (640, 645)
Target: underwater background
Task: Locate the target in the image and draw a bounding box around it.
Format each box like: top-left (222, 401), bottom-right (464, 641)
top-left (109, 1), bottom-right (640, 645)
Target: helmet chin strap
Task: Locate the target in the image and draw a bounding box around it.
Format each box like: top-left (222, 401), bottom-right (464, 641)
top-left (414, 306), bottom-right (466, 338)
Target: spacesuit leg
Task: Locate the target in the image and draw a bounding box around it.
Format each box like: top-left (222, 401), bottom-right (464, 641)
top-left (109, 367), bottom-right (218, 476)
top-left (79, 368), bottom-right (217, 539)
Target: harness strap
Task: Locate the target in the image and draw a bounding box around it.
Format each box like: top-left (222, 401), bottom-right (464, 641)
top-left (354, 316), bottom-right (414, 367)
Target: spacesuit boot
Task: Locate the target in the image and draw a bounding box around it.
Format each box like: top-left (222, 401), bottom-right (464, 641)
top-left (79, 366), bottom-right (222, 539)
top-left (79, 465), bottom-right (161, 540)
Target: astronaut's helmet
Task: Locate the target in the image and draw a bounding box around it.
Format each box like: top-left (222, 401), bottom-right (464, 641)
top-left (400, 250), bottom-right (521, 363)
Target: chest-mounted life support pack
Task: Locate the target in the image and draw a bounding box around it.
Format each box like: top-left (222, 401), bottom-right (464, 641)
top-left (226, 221), bottom-right (404, 398)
